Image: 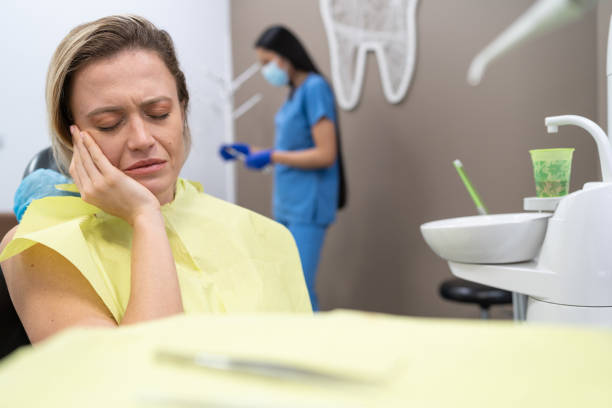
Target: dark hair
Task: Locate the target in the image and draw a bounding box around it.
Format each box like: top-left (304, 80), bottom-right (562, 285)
top-left (255, 25), bottom-right (347, 210)
top-left (255, 26), bottom-right (319, 87)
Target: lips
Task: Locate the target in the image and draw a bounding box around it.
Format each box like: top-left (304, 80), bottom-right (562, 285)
top-left (124, 158), bottom-right (167, 175)
top-left (320, 0), bottom-right (419, 110)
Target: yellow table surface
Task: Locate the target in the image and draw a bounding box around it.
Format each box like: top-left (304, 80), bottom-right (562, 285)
top-left (0, 310), bottom-right (610, 407)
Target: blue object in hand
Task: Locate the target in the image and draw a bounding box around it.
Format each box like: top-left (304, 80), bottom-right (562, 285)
top-left (219, 143), bottom-right (250, 161)
top-left (245, 150), bottom-right (273, 170)
top-left (13, 169), bottom-right (79, 222)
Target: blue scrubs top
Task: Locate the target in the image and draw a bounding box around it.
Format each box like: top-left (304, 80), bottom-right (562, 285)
top-left (273, 73), bottom-right (339, 226)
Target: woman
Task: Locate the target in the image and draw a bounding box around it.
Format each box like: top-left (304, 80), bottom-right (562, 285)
top-left (220, 26), bottom-right (347, 311)
top-left (0, 15), bottom-right (311, 345)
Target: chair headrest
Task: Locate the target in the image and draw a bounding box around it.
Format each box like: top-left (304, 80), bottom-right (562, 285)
top-left (23, 147), bottom-right (60, 179)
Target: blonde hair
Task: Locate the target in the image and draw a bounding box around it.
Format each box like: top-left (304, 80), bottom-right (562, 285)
top-left (46, 15), bottom-right (191, 173)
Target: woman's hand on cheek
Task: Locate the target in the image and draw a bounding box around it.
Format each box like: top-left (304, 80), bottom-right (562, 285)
top-left (69, 125), bottom-right (161, 225)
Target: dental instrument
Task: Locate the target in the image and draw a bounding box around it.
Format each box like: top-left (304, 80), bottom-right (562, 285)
top-left (453, 159), bottom-right (488, 215)
top-left (226, 146), bottom-right (273, 174)
top-left (138, 390), bottom-right (347, 408)
top-left (156, 350), bottom-right (368, 383)
top-left (225, 147), bottom-right (248, 162)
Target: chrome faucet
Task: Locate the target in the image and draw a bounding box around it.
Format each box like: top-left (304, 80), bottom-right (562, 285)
top-left (544, 115), bottom-right (612, 182)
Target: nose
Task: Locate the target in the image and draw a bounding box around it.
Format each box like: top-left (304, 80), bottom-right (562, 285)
top-left (126, 115), bottom-right (155, 151)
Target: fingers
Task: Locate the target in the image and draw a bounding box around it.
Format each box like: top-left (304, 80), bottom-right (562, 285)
top-left (76, 132), bottom-right (101, 182)
top-left (69, 126), bottom-right (107, 196)
top-left (70, 133), bottom-right (86, 190)
top-left (68, 126), bottom-right (83, 189)
top-left (69, 126), bottom-right (96, 181)
top-left (69, 124), bottom-right (81, 150)
top-left (80, 131), bottom-right (115, 174)
top-left (69, 125), bottom-right (115, 177)
top-left (219, 145), bottom-right (236, 161)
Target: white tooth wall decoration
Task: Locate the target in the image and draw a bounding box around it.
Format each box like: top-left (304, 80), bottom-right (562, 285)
top-left (320, 0), bottom-right (419, 111)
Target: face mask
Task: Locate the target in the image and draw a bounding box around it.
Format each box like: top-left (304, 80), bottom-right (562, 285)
top-left (261, 60), bottom-right (289, 87)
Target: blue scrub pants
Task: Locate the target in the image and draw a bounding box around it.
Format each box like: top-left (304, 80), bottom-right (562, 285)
top-left (279, 220), bottom-right (327, 311)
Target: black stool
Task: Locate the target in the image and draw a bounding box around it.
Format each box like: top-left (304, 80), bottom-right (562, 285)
top-left (439, 278), bottom-right (512, 319)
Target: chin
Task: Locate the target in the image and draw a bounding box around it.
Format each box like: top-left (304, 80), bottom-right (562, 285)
top-left (135, 176), bottom-right (176, 203)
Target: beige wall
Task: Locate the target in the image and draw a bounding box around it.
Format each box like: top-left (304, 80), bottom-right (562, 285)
top-left (231, 0), bottom-right (600, 318)
top-left (598, 1), bottom-right (612, 129)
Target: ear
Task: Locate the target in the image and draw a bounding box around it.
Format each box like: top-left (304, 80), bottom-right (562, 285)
top-left (277, 56), bottom-right (293, 72)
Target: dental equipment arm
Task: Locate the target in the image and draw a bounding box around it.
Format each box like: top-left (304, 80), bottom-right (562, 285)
top-left (468, 0), bottom-right (598, 86)
top-left (545, 115), bottom-right (612, 182)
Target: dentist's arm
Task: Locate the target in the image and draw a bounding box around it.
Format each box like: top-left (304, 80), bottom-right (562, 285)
top-left (271, 118), bottom-right (337, 169)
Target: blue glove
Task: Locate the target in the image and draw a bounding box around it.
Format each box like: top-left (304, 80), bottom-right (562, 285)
top-left (245, 149), bottom-right (273, 170)
top-left (13, 169), bottom-right (79, 222)
top-left (219, 143), bottom-right (250, 161)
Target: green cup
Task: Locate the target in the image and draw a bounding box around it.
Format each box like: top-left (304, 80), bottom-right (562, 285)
top-left (529, 148), bottom-right (575, 197)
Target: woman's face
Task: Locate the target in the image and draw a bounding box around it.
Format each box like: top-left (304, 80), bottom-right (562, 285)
top-left (69, 48), bottom-right (186, 205)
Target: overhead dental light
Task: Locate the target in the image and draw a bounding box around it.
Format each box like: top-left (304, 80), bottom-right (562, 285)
top-left (467, 0), bottom-right (598, 86)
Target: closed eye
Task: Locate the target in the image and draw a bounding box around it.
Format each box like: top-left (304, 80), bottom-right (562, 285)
top-left (96, 112), bottom-right (169, 132)
top-left (149, 113), bottom-right (169, 120)
top-left (98, 121), bottom-right (122, 132)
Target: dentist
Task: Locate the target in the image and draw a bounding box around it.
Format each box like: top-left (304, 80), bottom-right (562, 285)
top-left (220, 26), bottom-right (347, 311)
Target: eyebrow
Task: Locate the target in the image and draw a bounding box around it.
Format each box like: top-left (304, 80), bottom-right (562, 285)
top-left (86, 106), bottom-right (123, 117)
top-left (86, 96), bottom-right (173, 117)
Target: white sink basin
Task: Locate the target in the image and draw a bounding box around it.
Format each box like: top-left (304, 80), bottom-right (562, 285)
top-left (420, 213), bottom-right (551, 264)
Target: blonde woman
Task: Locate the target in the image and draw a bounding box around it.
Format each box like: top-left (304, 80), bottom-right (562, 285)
top-left (0, 15), bottom-right (311, 347)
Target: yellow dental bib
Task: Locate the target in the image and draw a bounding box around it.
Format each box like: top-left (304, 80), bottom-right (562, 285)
top-left (0, 178), bottom-right (312, 321)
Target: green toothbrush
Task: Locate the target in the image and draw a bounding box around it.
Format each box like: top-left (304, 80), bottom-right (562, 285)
top-left (453, 159), bottom-right (488, 215)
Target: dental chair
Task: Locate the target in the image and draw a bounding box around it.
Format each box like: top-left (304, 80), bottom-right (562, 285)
top-left (439, 278), bottom-right (512, 319)
top-left (23, 146), bottom-right (60, 177)
top-left (0, 260), bottom-right (28, 359)
top-left (1, 147), bottom-right (58, 359)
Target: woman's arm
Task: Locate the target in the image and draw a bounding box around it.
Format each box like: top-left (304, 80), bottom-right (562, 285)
top-left (120, 209), bottom-right (183, 324)
top-left (1, 227), bottom-right (117, 343)
top-left (70, 128), bottom-right (183, 326)
top-left (0, 127), bottom-right (186, 343)
top-left (0, 204), bottom-right (182, 343)
top-left (271, 118), bottom-right (337, 169)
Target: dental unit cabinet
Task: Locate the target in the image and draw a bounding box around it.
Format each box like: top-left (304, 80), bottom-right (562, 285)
top-left (424, 3), bottom-right (612, 327)
top-left (445, 116), bottom-right (612, 327)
